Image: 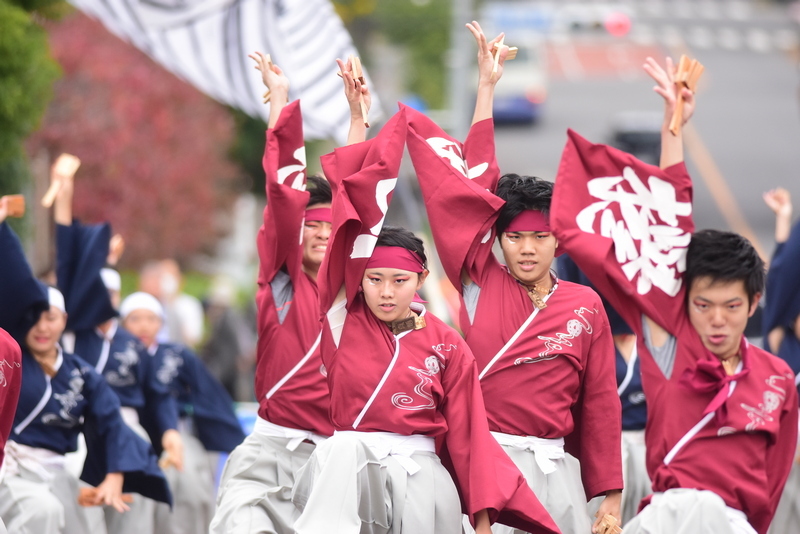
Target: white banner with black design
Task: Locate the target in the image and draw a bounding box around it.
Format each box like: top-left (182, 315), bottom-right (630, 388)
top-left (66, 0), bottom-right (380, 143)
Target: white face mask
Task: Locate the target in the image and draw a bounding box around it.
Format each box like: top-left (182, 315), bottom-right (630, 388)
top-left (160, 273), bottom-right (179, 298)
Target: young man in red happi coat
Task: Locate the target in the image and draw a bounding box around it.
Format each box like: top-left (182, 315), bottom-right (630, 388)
top-left (211, 53), bottom-right (370, 534)
top-left (550, 57), bottom-right (798, 534)
top-left (407, 21), bottom-right (623, 534)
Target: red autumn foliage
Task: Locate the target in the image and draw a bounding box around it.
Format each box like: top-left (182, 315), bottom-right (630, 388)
top-left (28, 12), bottom-right (242, 266)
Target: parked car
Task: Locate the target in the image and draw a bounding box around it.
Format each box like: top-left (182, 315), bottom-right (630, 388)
top-left (491, 39), bottom-right (549, 124)
top-left (609, 111), bottom-right (662, 165)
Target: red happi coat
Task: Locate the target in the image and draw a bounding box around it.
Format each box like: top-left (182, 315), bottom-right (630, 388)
top-left (406, 107), bottom-right (623, 501)
top-left (317, 108), bottom-right (559, 534)
top-left (0, 328), bottom-right (22, 468)
top-left (255, 101), bottom-right (333, 437)
top-left (551, 129), bottom-right (799, 534)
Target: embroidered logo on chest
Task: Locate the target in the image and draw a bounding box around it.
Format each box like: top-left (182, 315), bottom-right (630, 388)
top-left (391, 344), bottom-right (453, 411)
top-left (515, 308), bottom-right (596, 364)
top-left (0, 359), bottom-right (21, 388)
top-left (43, 369), bottom-right (85, 427)
top-left (105, 342), bottom-right (139, 387)
top-left (739, 374), bottom-right (790, 432)
top-left (628, 391), bottom-right (646, 405)
top-left (157, 349), bottom-right (183, 385)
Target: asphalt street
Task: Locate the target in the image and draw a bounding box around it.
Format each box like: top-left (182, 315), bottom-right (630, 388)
top-left (492, 0), bottom-right (800, 260)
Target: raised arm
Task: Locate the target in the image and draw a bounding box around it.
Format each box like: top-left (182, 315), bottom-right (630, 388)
top-left (467, 21), bottom-right (507, 126)
top-left (256, 54), bottom-right (311, 285)
top-left (643, 56), bottom-right (696, 169)
top-left (317, 108), bottom-right (408, 314)
top-left (0, 197), bottom-right (8, 225)
top-left (53, 213), bottom-right (116, 330)
top-left (53, 157), bottom-right (75, 226)
top-left (336, 58), bottom-right (372, 146)
top-left (249, 51), bottom-right (290, 129)
top-left (405, 22), bottom-right (507, 293)
top-left (0, 215), bottom-right (50, 341)
top-left (634, 57), bottom-right (697, 345)
top-left (764, 188), bottom-right (793, 244)
top-left (762, 188), bottom-right (799, 352)
top-left (551, 126), bottom-right (696, 370)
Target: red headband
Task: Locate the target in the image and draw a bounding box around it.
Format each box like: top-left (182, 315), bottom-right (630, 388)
top-left (366, 246), bottom-right (425, 272)
top-left (505, 210), bottom-right (551, 233)
top-left (305, 207), bottom-right (332, 223)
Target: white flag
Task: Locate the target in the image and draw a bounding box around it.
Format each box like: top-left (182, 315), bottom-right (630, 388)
top-left (67, 0), bottom-right (381, 143)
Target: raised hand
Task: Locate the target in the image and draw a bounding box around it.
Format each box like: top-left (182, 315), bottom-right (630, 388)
top-left (467, 21), bottom-right (508, 86)
top-left (337, 57), bottom-right (371, 119)
top-left (643, 56), bottom-right (695, 126)
top-left (251, 51), bottom-right (290, 128)
top-left (52, 154), bottom-right (79, 226)
top-left (249, 51), bottom-right (289, 95)
top-left (338, 57), bottom-right (371, 145)
top-left (107, 234), bottom-right (125, 266)
top-left (0, 196), bottom-right (8, 224)
top-left (763, 187), bottom-right (792, 217)
top-left (764, 187), bottom-right (793, 243)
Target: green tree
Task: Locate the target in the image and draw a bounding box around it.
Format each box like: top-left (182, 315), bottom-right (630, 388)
top-left (333, 0), bottom-right (451, 109)
top-left (374, 0), bottom-right (450, 109)
top-left (28, 13), bottom-right (241, 265)
top-left (0, 0), bottom-right (61, 198)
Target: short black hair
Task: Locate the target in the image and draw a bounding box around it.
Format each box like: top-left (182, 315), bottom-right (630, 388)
top-left (376, 226), bottom-right (428, 270)
top-left (685, 229), bottom-right (765, 305)
top-left (494, 174), bottom-right (554, 235)
top-left (306, 175), bottom-right (331, 208)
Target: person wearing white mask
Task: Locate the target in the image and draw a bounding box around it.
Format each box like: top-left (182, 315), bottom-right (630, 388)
top-left (120, 291), bottom-right (244, 534)
top-left (138, 260), bottom-right (205, 348)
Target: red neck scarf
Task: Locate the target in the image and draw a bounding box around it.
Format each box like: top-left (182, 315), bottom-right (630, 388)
top-left (679, 336), bottom-right (751, 424)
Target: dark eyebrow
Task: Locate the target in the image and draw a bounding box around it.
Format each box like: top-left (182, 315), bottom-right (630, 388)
top-left (365, 271), bottom-right (412, 278)
top-left (694, 296), bottom-right (744, 304)
top-left (504, 231), bottom-right (550, 236)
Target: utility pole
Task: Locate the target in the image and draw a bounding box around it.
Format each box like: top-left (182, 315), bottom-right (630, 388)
top-left (30, 148), bottom-right (52, 277)
top-left (447, 0), bottom-right (474, 140)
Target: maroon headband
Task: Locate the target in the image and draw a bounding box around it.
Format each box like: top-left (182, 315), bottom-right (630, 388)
top-left (505, 210), bottom-right (551, 233)
top-left (366, 246), bottom-right (425, 273)
top-left (305, 207), bottom-right (332, 223)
